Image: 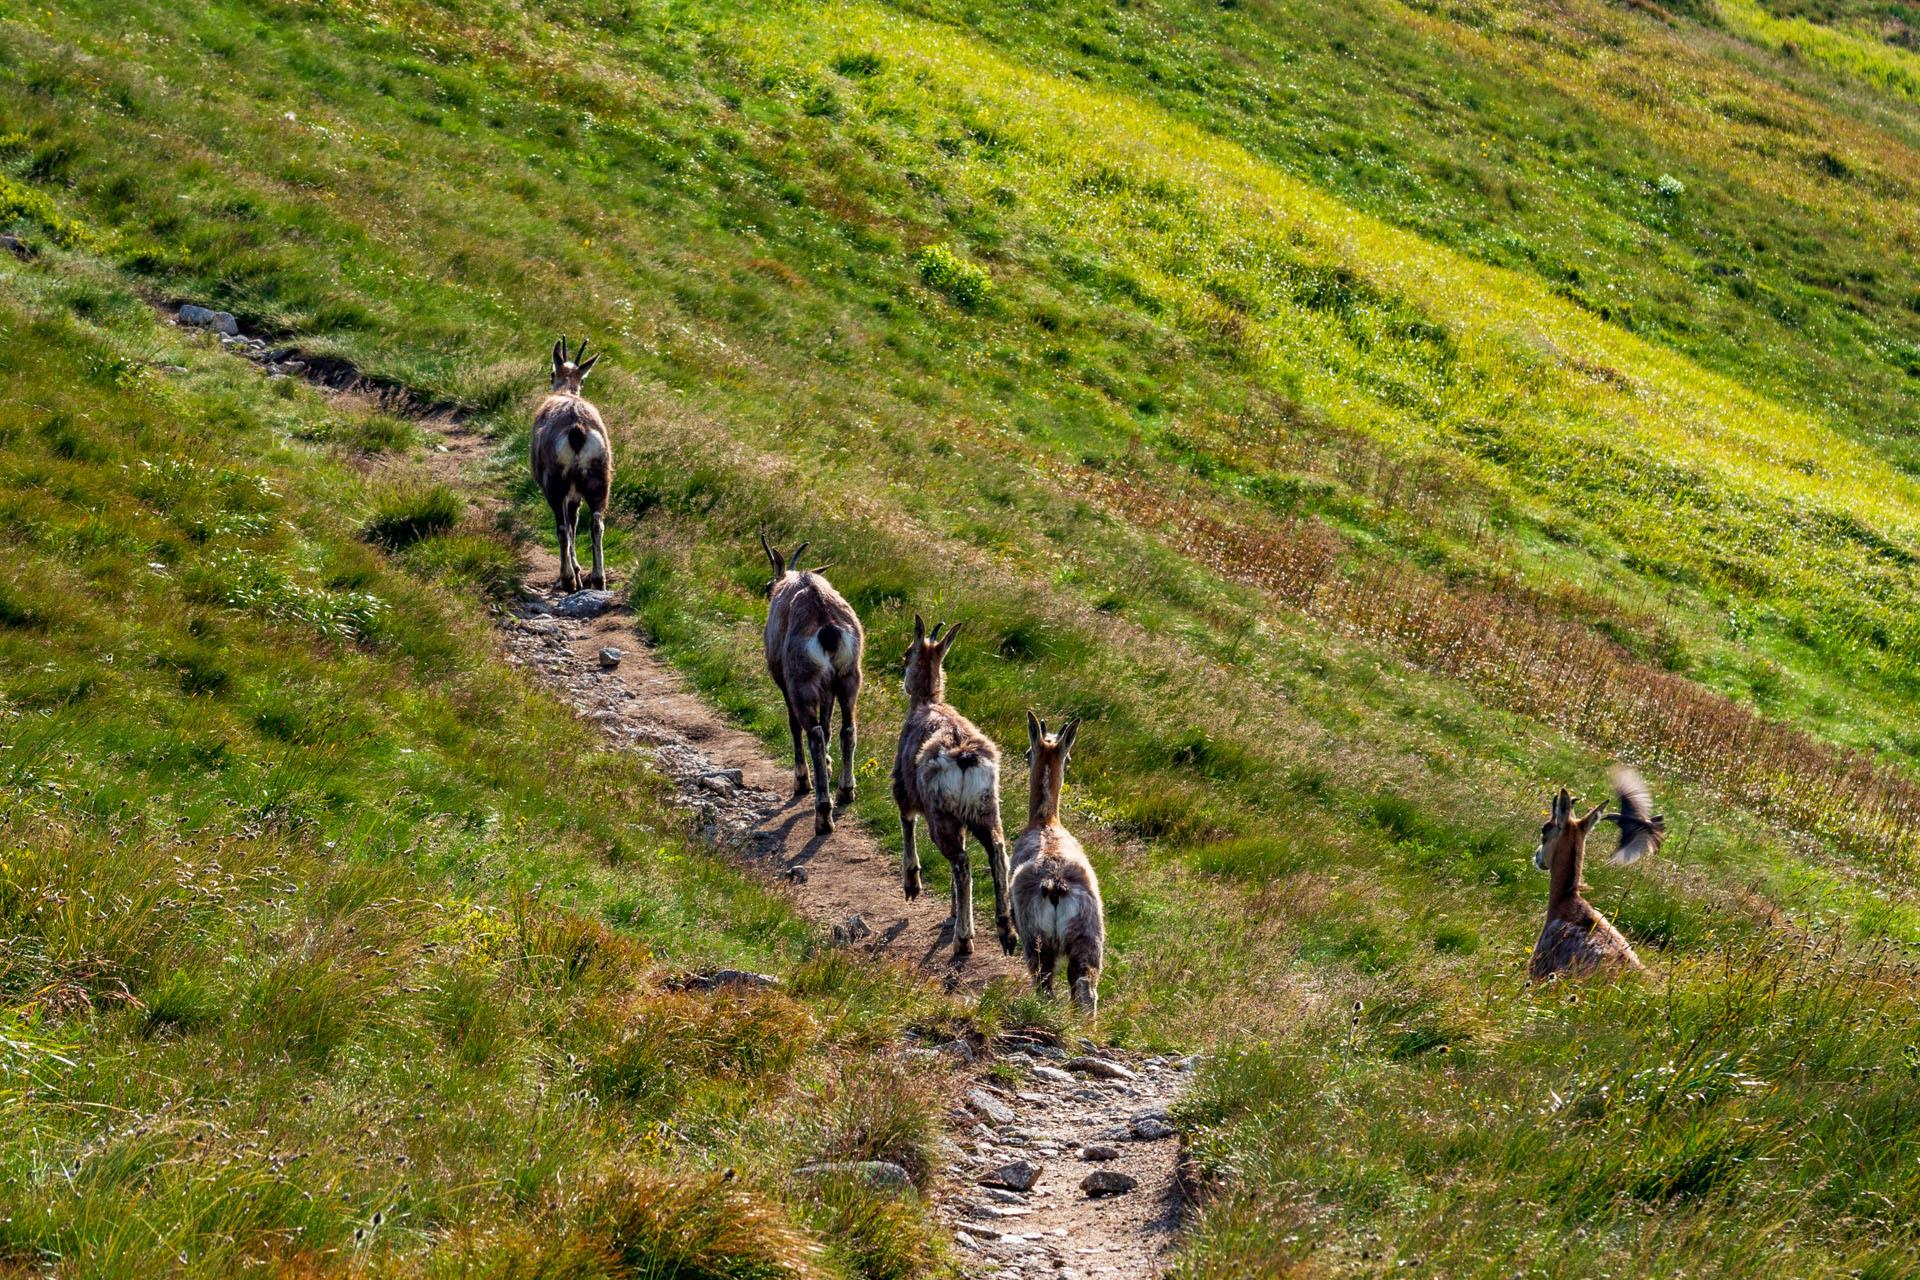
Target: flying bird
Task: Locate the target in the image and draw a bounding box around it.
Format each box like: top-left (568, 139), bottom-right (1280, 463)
top-left (1602, 766), bottom-right (1665, 865)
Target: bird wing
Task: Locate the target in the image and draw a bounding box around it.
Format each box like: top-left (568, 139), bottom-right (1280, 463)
top-left (1607, 765), bottom-right (1665, 865)
top-left (1610, 827), bottom-right (1662, 865)
top-left (1610, 766), bottom-right (1653, 821)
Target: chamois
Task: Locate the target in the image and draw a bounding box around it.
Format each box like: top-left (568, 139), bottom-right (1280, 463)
top-left (892, 615), bottom-right (1015, 959)
top-left (762, 536), bottom-right (863, 835)
top-left (1530, 786), bottom-right (1644, 981)
top-left (530, 336), bottom-right (612, 593)
top-left (1010, 712), bottom-right (1104, 1013)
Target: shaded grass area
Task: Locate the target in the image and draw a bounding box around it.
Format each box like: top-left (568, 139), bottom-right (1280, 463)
top-left (0, 274), bottom-right (967, 1276)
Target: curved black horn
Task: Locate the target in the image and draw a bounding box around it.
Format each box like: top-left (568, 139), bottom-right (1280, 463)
top-left (760, 533), bottom-right (783, 575)
top-left (574, 337), bottom-right (590, 365)
top-left (786, 541), bottom-right (809, 571)
top-left (929, 621), bottom-right (946, 642)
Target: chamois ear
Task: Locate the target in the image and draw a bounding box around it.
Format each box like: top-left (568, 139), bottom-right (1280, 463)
top-left (786, 541), bottom-right (809, 571)
top-left (761, 534), bottom-right (784, 577)
top-left (912, 613), bottom-right (926, 645)
top-left (553, 337), bottom-right (567, 371)
top-left (937, 620), bottom-right (963, 653)
top-left (1552, 787), bottom-right (1572, 824)
top-left (1027, 710), bottom-right (1043, 752)
top-left (1578, 803), bottom-right (1606, 835)
top-left (576, 354), bottom-right (598, 381)
top-left (1057, 716), bottom-right (1080, 758)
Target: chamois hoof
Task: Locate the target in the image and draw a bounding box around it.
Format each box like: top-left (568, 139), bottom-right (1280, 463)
top-left (997, 926), bottom-right (1019, 957)
top-left (903, 870), bottom-right (922, 901)
top-left (792, 775), bottom-right (810, 798)
top-left (814, 806), bottom-right (834, 836)
top-left (587, 572), bottom-right (607, 590)
top-left (834, 787), bottom-right (855, 810)
top-left (953, 936), bottom-right (974, 958)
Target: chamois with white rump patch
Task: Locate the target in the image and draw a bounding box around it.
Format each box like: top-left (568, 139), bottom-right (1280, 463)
top-left (892, 615), bottom-right (1015, 959)
top-left (1010, 712), bottom-right (1104, 1013)
top-left (1530, 780), bottom-right (1648, 982)
top-left (762, 536), bottom-right (863, 835)
top-left (529, 336), bottom-right (612, 592)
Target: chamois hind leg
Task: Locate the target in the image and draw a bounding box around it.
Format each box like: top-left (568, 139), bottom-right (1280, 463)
top-left (805, 727), bottom-right (833, 837)
top-left (833, 677), bottom-right (858, 810)
top-left (970, 819), bottom-right (1017, 956)
top-left (1067, 940), bottom-right (1101, 1015)
top-left (929, 812), bottom-right (973, 957)
top-left (899, 811), bottom-right (922, 901)
top-left (785, 699), bottom-right (809, 796)
top-left (561, 495), bottom-right (584, 592)
top-left (586, 506), bottom-right (607, 590)
top-left (549, 497), bottom-right (576, 593)
top-left (1027, 938), bottom-right (1058, 998)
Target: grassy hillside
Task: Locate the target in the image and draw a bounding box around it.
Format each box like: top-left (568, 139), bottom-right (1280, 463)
top-left (9, 0), bottom-right (1920, 1272)
top-left (0, 263), bottom-right (974, 1275)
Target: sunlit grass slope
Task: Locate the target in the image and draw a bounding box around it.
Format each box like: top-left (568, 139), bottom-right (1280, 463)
top-left (10, 0), bottom-right (1920, 1272)
top-left (0, 262), bottom-right (968, 1277)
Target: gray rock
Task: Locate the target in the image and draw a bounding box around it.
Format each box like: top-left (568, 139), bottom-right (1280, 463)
top-left (833, 914), bottom-right (873, 944)
top-left (938, 1039), bottom-right (977, 1064)
top-left (797, 1160), bottom-right (911, 1190)
top-left (1129, 1116), bottom-right (1177, 1141)
top-left (953, 1231), bottom-right (982, 1251)
top-left (701, 768), bottom-right (745, 785)
top-left (0, 232), bottom-right (32, 258)
top-left (1131, 1106), bottom-right (1171, 1124)
top-left (979, 1159), bottom-right (1043, 1192)
top-left (981, 1187), bottom-right (1027, 1205)
top-left (553, 589), bottom-right (617, 618)
top-left (1079, 1144), bottom-right (1120, 1161)
top-left (682, 969), bottom-right (778, 991)
top-left (698, 774), bottom-right (735, 795)
top-left (598, 646), bottom-right (622, 668)
top-left (1031, 1064), bottom-right (1077, 1086)
top-left (158, 365), bottom-right (189, 375)
top-left (1080, 1170), bottom-right (1138, 1196)
top-left (1057, 1270), bottom-right (1087, 1280)
top-left (1066, 1056), bottom-right (1138, 1081)
top-left (967, 1088), bottom-right (1017, 1126)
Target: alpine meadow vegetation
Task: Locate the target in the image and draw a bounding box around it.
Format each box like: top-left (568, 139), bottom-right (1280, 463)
top-left (7, 0), bottom-right (1920, 1272)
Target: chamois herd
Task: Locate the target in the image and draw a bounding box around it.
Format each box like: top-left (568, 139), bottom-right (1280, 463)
top-left (534, 339), bottom-right (1669, 1005)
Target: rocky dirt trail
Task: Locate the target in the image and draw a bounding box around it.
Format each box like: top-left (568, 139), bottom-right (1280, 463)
top-left (166, 305), bottom-right (1193, 1277)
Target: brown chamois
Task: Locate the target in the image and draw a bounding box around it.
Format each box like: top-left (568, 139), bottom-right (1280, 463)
top-left (892, 615), bottom-right (1015, 959)
top-left (1530, 786), bottom-right (1645, 981)
top-left (1010, 712), bottom-right (1104, 1013)
top-left (762, 536), bottom-right (863, 836)
top-left (529, 336), bottom-right (611, 593)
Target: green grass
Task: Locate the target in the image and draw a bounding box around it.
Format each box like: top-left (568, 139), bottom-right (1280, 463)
top-left (8, 0), bottom-right (1920, 1271)
top-left (0, 269), bottom-right (969, 1277)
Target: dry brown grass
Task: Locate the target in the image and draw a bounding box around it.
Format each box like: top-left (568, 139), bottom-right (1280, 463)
top-left (1061, 456), bottom-right (1920, 874)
